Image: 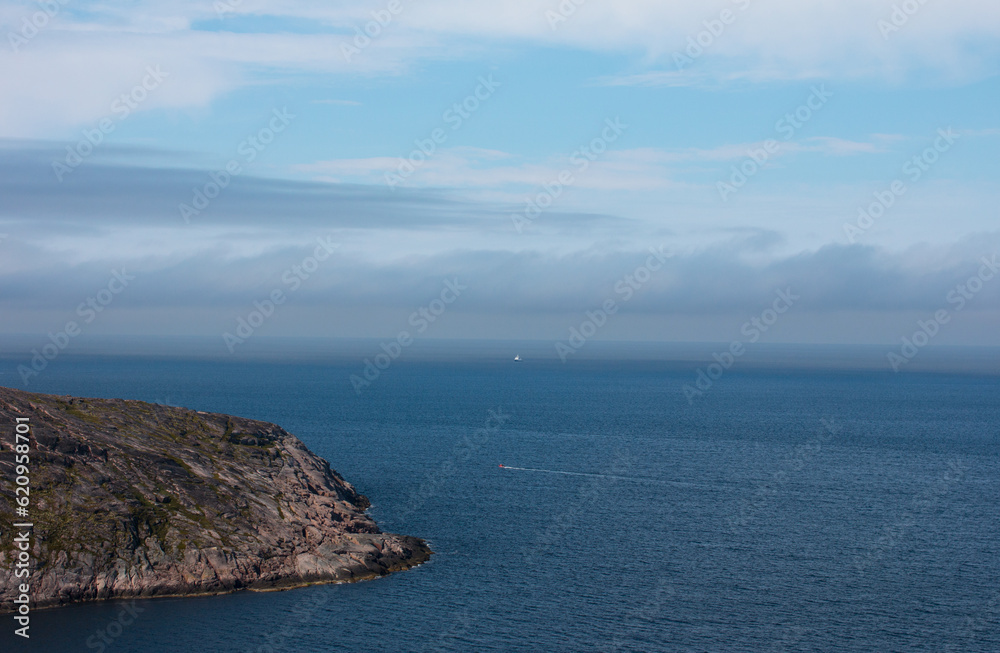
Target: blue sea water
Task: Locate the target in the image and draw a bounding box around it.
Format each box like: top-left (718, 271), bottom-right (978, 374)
top-left (2, 348), bottom-right (999, 652)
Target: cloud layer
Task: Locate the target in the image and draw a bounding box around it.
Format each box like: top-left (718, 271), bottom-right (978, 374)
top-left (2, 0), bottom-right (999, 134)
top-left (1, 140), bottom-right (997, 344)
top-left (2, 3), bottom-right (998, 349)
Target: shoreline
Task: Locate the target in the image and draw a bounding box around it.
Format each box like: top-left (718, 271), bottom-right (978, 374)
top-left (0, 542), bottom-right (433, 614)
top-left (0, 386), bottom-right (433, 615)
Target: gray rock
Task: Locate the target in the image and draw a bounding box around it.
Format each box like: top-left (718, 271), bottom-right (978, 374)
top-left (0, 387), bottom-right (431, 611)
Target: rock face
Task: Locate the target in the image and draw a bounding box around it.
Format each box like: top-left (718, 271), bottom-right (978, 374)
top-left (0, 387), bottom-right (430, 611)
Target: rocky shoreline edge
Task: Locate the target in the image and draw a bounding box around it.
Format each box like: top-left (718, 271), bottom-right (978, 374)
top-left (0, 387), bottom-right (432, 612)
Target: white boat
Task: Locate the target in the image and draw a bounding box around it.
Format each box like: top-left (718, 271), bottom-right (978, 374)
top-left (513, 355), bottom-right (521, 362)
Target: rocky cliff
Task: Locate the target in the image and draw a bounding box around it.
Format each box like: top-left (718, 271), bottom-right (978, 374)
top-left (0, 387), bottom-right (430, 611)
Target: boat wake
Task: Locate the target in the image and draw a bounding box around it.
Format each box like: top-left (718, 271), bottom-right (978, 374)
top-left (498, 464), bottom-right (688, 486)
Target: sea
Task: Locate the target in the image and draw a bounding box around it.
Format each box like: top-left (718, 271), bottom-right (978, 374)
top-left (1, 338), bottom-right (999, 652)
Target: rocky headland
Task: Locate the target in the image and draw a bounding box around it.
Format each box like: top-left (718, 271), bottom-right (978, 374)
top-left (0, 387), bottom-right (430, 611)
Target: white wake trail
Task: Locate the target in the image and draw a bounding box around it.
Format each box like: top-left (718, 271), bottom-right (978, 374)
top-left (499, 466), bottom-right (690, 486)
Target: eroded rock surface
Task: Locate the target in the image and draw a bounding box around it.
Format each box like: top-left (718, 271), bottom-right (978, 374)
top-left (0, 387), bottom-right (430, 611)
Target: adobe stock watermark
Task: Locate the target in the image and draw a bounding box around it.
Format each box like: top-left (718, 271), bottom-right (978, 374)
top-left (521, 448), bottom-right (633, 565)
top-left (52, 66), bottom-right (169, 181)
top-left (8, 0), bottom-right (71, 53)
top-left (340, 0), bottom-right (408, 62)
top-left (886, 255), bottom-right (997, 372)
top-left (843, 128), bottom-right (958, 243)
top-left (606, 579), bottom-right (676, 653)
top-left (511, 117), bottom-right (627, 233)
top-left (179, 107), bottom-right (295, 223)
top-left (726, 418), bottom-right (841, 535)
top-left (17, 269), bottom-right (136, 385)
top-left (763, 626), bottom-right (812, 653)
top-left (877, 0), bottom-right (933, 40)
top-left (717, 85), bottom-right (833, 202)
top-left (942, 589), bottom-right (1000, 653)
top-left (420, 609), bottom-right (473, 653)
top-left (243, 588), bottom-right (330, 653)
top-left (673, 0), bottom-right (753, 71)
top-left (853, 458), bottom-right (966, 573)
top-left (399, 407), bottom-right (510, 516)
top-left (544, 0), bottom-right (588, 30)
top-left (222, 237), bottom-right (339, 353)
top-left (385, 74), bottom-right (500, 190)
top-left (84, 601), bottom-right (145, 653)
top-left (683, 288), bottom-right (798, 403)
top-left (214, 0), bottom-right (242, 18)
top-left (555, 246), bottom-right (671, 362)
top-left (350, 277), bottom-right (467, 394)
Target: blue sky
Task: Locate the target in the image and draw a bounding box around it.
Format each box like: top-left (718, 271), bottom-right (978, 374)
top-left (1, 0), bottom-right (998, 346)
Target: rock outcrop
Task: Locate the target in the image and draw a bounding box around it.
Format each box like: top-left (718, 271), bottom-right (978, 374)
top-left (0, 387), bottom-right (430, 611)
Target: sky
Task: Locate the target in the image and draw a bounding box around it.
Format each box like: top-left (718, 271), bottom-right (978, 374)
top-left (1, 0), bottom-right (998, 348)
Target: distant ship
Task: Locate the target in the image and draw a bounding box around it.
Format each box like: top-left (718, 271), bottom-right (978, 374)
top-left (513, 355), bottom-right (521, 362)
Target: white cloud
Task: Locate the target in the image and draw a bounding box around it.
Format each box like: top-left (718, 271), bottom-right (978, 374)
top-left (1, 1), bottom-right (998, 134)
top-left (311, 99), bottom-right (363, 106)
top-left (0, 21), bottom-right (442, 136)
top-left (260, 0), bottom-right (1000, 83)
top-left (294, 134), bottom-right (893, 194)
top-left (296, 145), bottom-right (686, 192)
